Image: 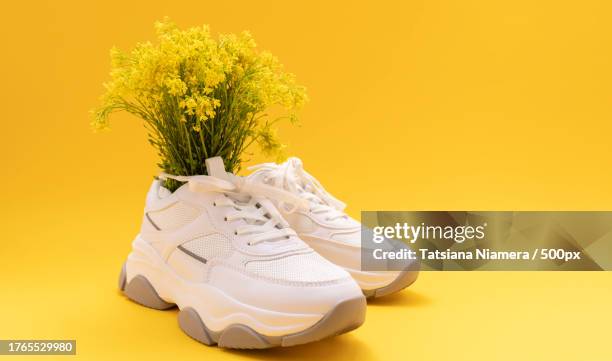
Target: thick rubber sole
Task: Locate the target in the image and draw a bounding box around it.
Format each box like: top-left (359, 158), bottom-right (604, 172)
top-left (361, 269), bottom-right (419, 299)
top-left (118, 263), bottom-right (366, 349)
top-left (358, 257), bottom-right (421, 299)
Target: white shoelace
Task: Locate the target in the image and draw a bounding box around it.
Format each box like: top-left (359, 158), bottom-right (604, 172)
top-left (248, 157), bottom-right (348, 222)
top-left (158, 173), bottom-right (307, 246)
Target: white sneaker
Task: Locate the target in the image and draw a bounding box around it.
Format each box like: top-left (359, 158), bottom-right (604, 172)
top-left (247, 157), bottom-right (419, 298)
top-left (119, 157), bottom-right (366, 349)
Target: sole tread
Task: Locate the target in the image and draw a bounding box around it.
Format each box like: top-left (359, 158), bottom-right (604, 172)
top-left (119, 262), bottom-right (366, 349)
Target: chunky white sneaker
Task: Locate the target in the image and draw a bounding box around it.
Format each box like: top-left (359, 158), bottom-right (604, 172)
top-left (118, 157), bottom-right (366, 349)
top-left (247, 157), bottom-right (419, 299)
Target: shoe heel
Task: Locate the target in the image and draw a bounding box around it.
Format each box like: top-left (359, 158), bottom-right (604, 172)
top-left (118, 262), bottom-right (175, 310)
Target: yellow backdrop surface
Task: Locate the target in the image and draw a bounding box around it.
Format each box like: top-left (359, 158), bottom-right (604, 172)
top-left (1, 1), bottom-right (611, 360)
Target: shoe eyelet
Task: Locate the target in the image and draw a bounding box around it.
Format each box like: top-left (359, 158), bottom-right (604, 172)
top-left (224, 217), bottom-right (228, 222)
top-left (213, 202), bottom-right (217, 207)
top-left (234, 231), bottom-right (238, 235)
top-left (247, 242), bottom-right (252, 246)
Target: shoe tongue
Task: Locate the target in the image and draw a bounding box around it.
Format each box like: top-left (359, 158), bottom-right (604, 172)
top-left (205, 157), bottom-right (261, 226)
top-left (205, 157), bottom-right (230, 181)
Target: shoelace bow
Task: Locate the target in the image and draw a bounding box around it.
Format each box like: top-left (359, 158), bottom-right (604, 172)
top-left (158, 173), bottom-right (308, 246)
top-left (248, 157), bottom-right (348, 222)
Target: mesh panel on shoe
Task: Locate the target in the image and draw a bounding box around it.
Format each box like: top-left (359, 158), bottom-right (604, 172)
top-left (180, 233), bottom-right (233, 262)
top-left (245, 252), bottom-right (347, 283)
top-left (147, 201), bottom-right (200, 231)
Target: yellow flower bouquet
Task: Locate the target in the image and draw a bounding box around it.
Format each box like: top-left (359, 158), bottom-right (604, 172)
top-left (93, 19), bottom-right (307, 190)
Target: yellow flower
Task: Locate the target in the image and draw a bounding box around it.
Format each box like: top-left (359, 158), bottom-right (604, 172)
top-left (92, 18), bottom-right (307, 186)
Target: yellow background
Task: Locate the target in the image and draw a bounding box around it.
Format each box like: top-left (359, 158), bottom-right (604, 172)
top-left (1, 1), bottom-right (611, 360)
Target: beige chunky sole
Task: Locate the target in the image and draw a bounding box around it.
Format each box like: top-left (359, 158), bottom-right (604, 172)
top-left (118, 263), bottom-right (367, 349)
